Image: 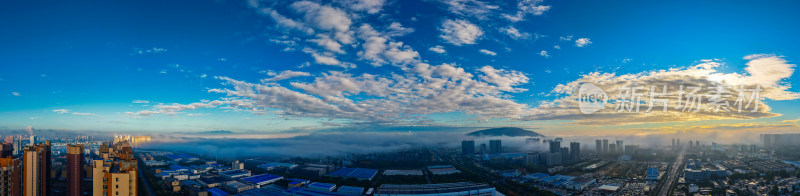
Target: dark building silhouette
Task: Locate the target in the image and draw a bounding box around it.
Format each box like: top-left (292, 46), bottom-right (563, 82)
top-left (67, 144), bottom-right (84, 196)
top-left (0, 143), bottom-right (12, 158)
top-left (570, 142), bottom-right (580, 162)
top-left (549, 141), bottom-right (561, 154)
top-left (489, 140), bottom-right (501, 154)
top-left (461, 140), bottom-right (475, 155)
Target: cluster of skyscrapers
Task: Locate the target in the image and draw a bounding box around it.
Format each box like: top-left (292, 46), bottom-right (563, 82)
top-left (594, 139), bottom-right (623, 154)
top-left (595, 139), bottom-right (639, 156)
top-left (761, 133), bottom-right (800, 148)
top-left (0, 134), bottom-right (139, 196)
top-left (461, 140), bottom-right (503, 155)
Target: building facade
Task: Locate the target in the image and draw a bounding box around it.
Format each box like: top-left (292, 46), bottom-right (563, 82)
top-left (67, 144), bottom-right (84, 196)
top-left (24, 141), bottom-right (50, 196)
top-left (92, 142), bottom-right (138, 196)
top-left (0, 157), bottom-right (22, 196)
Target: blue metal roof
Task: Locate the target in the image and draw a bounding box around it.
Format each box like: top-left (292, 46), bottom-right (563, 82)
top-left (308, 182), bottom-right (336, 190)
top-left (206, 188), bottom-right (230, 196)
top-left (241, 174), bottom-right (282, 184)
top-left (220, 170), bottom-right (249, 175)
top-left (526, 172), bottom-right (550, 179)
top-left (170, 165), bottom-right (190, 170)
top-left (328, 168), bottom-right (378, 179)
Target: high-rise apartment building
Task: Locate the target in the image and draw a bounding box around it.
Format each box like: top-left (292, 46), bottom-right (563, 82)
top-left (615, 140), bottom-right (623, 153)
top-left (479, 143), bottom-right (486, 154)
top-left (489, 140), bottom-right (501, 154)
top-left (0, 143), bottom-right (12, 158)
top-left (461, 140), bottom-right (475, 155)
top-left (67, 144), bottom-right (84, 196)
top-left (602, 139), bottom-right (609, 153)
top-left (12, 138), bottom-right (22, 156)
top-left (549, 141), bottom-right (561, 154)
top-left (609, 144), bottom-right (616, 154)
top-left (0, 157), bottom-right (22, 196)
top-left (93, 141), bottom-right (137, 196)
top-left (595, 140), bottom-right (602, 153)
top-left (569, 142), bottom-right (580, 162)
top-left (24, 141), bottom-right (51, 196)
top-left (560, 147), bottom-right (570, 164)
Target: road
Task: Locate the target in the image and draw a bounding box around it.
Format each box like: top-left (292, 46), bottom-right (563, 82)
top-left (657, 145), bottom-right (687, 196)
top-left (138, 164), bottom-right (156, 196)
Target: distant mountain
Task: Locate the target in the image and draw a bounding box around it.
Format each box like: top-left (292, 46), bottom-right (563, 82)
top-left (466, 127), bottom-right (543, 137)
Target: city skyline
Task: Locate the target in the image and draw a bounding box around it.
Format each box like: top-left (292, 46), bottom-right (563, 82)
top-left (1, 0), bottom-right (800, 136)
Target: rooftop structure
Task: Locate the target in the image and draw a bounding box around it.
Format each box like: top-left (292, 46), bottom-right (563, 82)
top-left (336, 186), bottom-right (365, 195)
top-left (383, 169), bottom-right (423, 176)
top-left (223, 181), bottom-right (255, 193)
top-left (597, 184), bottom-right (621, 192)
top-left (646, 167), bottom-right (659, 181)
top-left (307, 182), bottom-right (337, 192)
top-left (565, 177), bottom-right (595, 190)
top-left (205, 188), bottom-right (230, 196)
top-left (240, 173), bottom-right (283, 187)
top-left (257, 162), bottom-right (299, 170)
top-left (197, 176), bottom-right (233, 188)
top-left (374, 182), bottom-right (496, 195)
top-left (523, 173), bottom-right (550, 180)
top-left (328, 167), bottom-right (378, 181)
top-left (219, 169), bottom-right (251, 179)
top-left (426, 165), bottom-right (461, 175)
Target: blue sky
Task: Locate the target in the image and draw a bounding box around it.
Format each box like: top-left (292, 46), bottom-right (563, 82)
top-left (1, 0), bottom-right (800, 135)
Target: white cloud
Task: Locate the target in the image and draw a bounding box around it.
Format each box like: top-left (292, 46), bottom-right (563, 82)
top-left (385, 22), bottom-right (415, 37)
top-left (553, 45), bottom-right (561, 50)
top-left (429, 45), bottom-right (446, 54)
top-left (308, 34), bottom-right (345, 54)
top-left (53, 109), bottom-right (70, 114)
top-left (263, 70), bottom-right (312, 82)
top-left (290, 1), bottom-right (352, 34)
top-left (478, 66), bottom-right (529, 92)
top-left (261, 8), bottom-right (315, 35)
top-left (355, 24), bottom-right (420, 66)
top-left (743, 54), bottom-right (795, 87)
top-left (132, 100), bottom-right (150, 104)
top-left (575, 38), bottom-right (592, 47)
top-left (132, 64), bottom-right (532, 124)
top-left (499, 26), bottom-right (531, 40)
top-left (539, 50), bottom-right (549, 57)
top-left (442, 0), bottom-right (499, 20)
top-left (127, 98), bottom-right (247, 118)
top-left (131, 47), bottom-right (167, 55)
top-left (439, 19), bottom-right (483, 46)
top-left (335, 0), bottom-right (387, 14)
top-left (479, 49), bottom-right (497, 56)
top-left (522, 55), bottom-right (800, 125)
top-left (11, 92), bottom-right (20, 96)
top-left (503, 0), bottom-right (551, 22)
top-left (53, 109), bottom-right (97, 116)
top-left (302, 48), bottom-right (353, 68)
top-left (559, 35), bottom-right (573, 41)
